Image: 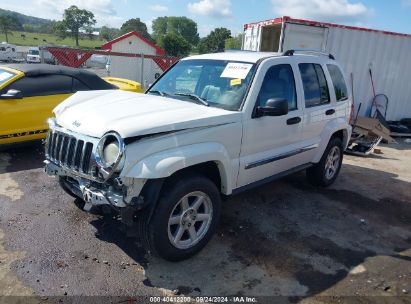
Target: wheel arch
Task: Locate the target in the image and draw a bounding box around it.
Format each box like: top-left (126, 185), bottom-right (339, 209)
top-left (312, 118), bottom-right (352, 163)
top-left (331, 129), bottom-right (349, 148)
top-left (135, 161), bottom-right (224, 224)
top-left (122, 142), bottom-right (234, 195)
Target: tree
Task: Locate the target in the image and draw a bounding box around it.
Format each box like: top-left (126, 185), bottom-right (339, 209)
top-left (198, 27), bottom-right (231, 54)
top-left (22, 24), bottom-right (35, 33)
top-left (100, 25), bottom-right (121, 41)
top-left (152, 17), bottom-right (199, 46)
top-left (53, 20), bottom-right (68, 40)
top-left (61, 5), bottom-right (96, 46)
top-left (197, 38), bottom-right (210, 54)
top-left (84, 26), bottom-right (94, 40)
top-left (225, 34), bottom-right (243, 50)
top-left (36, 20), bottom-right (58, 34)
top-left (0, 16), bottom-right (20, 42)
top-left (159, 32), bottom-right (191, 57)
top-left (120, 18), bottom-right (151, 40)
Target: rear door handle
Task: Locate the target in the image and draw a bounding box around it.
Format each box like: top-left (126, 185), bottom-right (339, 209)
top-left (286, 117), bottom-right (301, 125)
top-left (326, 109), bottom-right (335, 115)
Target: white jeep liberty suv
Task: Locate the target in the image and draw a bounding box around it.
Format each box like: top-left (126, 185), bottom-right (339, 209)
top-left (45, 50), bottom-right (352, 261)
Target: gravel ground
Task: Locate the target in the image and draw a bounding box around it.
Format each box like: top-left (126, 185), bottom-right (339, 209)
top-left (0, 140), bottom-right (410, 303)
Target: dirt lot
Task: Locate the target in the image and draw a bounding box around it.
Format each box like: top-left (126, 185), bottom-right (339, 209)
top-left (0, 140), bottom-right (410, 303)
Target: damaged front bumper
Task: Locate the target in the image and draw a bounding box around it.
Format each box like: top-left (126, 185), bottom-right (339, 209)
top-left (45, 160), bottom-right (146, 211)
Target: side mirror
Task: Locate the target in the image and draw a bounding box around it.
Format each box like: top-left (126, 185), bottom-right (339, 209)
top-left (0, 89), bottom-right (23, 99)
top-left (256, 98), bottom-right (288, 117)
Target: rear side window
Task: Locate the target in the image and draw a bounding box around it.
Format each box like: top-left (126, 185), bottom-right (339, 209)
top-left (72, 78), bottom-right (90, 92)
top-left (5, 75), bottom-right (72, 97)
top-left (299, 63), bottom-right (330, 107)
top-left (327, 64), bottom-right (348, 101)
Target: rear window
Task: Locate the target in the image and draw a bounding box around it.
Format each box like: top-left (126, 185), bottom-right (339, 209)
top-left (327, 64), bottom-right (348, 101)
top-left (0, 68), bottom-right (17, 86)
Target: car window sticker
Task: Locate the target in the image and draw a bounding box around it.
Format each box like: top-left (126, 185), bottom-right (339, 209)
top-left (220, 63), bottom-right (253, 79)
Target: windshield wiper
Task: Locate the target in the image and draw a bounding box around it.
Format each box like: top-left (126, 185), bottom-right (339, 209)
top-left (174, 93), bottom-right (209, 106)
top-left (149, 90), bottom-right (169, 97)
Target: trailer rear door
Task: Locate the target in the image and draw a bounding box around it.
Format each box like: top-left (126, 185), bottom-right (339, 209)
top-left (243, 26), bottom-right (261, 51)
top-left (282, 23), bottom-right (328, 51)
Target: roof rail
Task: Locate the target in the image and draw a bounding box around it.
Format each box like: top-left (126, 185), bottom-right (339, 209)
top-left (224, 49), bottom-right (257, 53)
top-left (283, 49), bottom-right (335, 60)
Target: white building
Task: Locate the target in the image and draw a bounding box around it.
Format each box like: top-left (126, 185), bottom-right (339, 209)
top-left (101, 31), bottom-right (167, 88)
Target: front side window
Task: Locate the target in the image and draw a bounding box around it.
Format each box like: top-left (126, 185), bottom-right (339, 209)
top-left (327, 64), bottom-right (348, 101)
top-left (148, 59), bottom-right (256, 111)
top-left (299, 63), bottom-right (330, 107)
top-left (258, 64), bottom-right (297, 111)
top-left (3, 75), bottom-right (72, 97)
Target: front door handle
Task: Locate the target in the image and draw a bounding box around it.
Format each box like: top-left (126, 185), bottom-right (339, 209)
top-left (326, 109), bottom-right (335, 115)
top-left (286, 117), bottom-right (301, 125)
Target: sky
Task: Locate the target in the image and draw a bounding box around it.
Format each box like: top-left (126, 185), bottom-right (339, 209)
top-left (1, 0), bottom-right (411, 37)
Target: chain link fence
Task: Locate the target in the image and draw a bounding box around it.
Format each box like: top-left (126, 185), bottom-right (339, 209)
top-left (39, 46), bottom-right (179, 90)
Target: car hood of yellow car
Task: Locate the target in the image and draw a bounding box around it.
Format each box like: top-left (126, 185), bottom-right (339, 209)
top-left (53, 90), bottom-right (240, 139)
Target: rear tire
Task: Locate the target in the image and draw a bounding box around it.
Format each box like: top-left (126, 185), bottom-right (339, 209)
top-left (306, 137), bottom-right (343, 187)
top-left (144, 173), bottom-right (221, 261)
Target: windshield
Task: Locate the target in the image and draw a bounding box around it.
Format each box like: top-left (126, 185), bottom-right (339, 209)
top-left (148, 59), bottom-right (256, 111)
top-left (28, 50), bottom-right (39, 55)
top-left (0, 68), bottom-right (17, 86)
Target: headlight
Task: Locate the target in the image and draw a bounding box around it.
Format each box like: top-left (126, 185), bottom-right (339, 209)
top-left (103, 141), bottom-right (119, 165)
top-left (96, 132), bottom-right (125, 172)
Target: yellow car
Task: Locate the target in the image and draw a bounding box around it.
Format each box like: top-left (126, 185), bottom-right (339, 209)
top-left (0, 64), bottom-right (143, 148)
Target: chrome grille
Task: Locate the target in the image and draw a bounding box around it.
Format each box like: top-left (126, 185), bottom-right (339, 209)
top-left (46, 130), bottom-right (95, 175)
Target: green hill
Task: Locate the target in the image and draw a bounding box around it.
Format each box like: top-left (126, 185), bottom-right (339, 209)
top-left (0, 9), bottom-right (105, 48)
top-left (0, 31), bottom-right (105, 48)
top-left (0, 8), bottom-right (52, 30)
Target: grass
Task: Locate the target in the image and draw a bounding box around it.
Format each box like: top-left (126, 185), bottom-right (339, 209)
top-left (0, 31), bottom-right (105, 49)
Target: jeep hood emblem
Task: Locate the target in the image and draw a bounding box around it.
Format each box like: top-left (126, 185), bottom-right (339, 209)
top-left (72, 120), bottom-right (81, 127)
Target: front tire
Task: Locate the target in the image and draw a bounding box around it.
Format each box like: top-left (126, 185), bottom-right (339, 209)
top-left (306, 137), bottom-right (343, 187)
top-left (147, 173), bottom-right (221, 261)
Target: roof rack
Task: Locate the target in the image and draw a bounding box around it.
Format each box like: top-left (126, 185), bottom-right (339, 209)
top-left (283, 49), bottom-right (335, 60)
top-left (224, 49), bottom-right (257, 53)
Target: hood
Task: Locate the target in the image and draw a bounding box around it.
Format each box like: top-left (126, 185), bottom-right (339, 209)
top-left (54, 90), bottom-right (241, 138)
